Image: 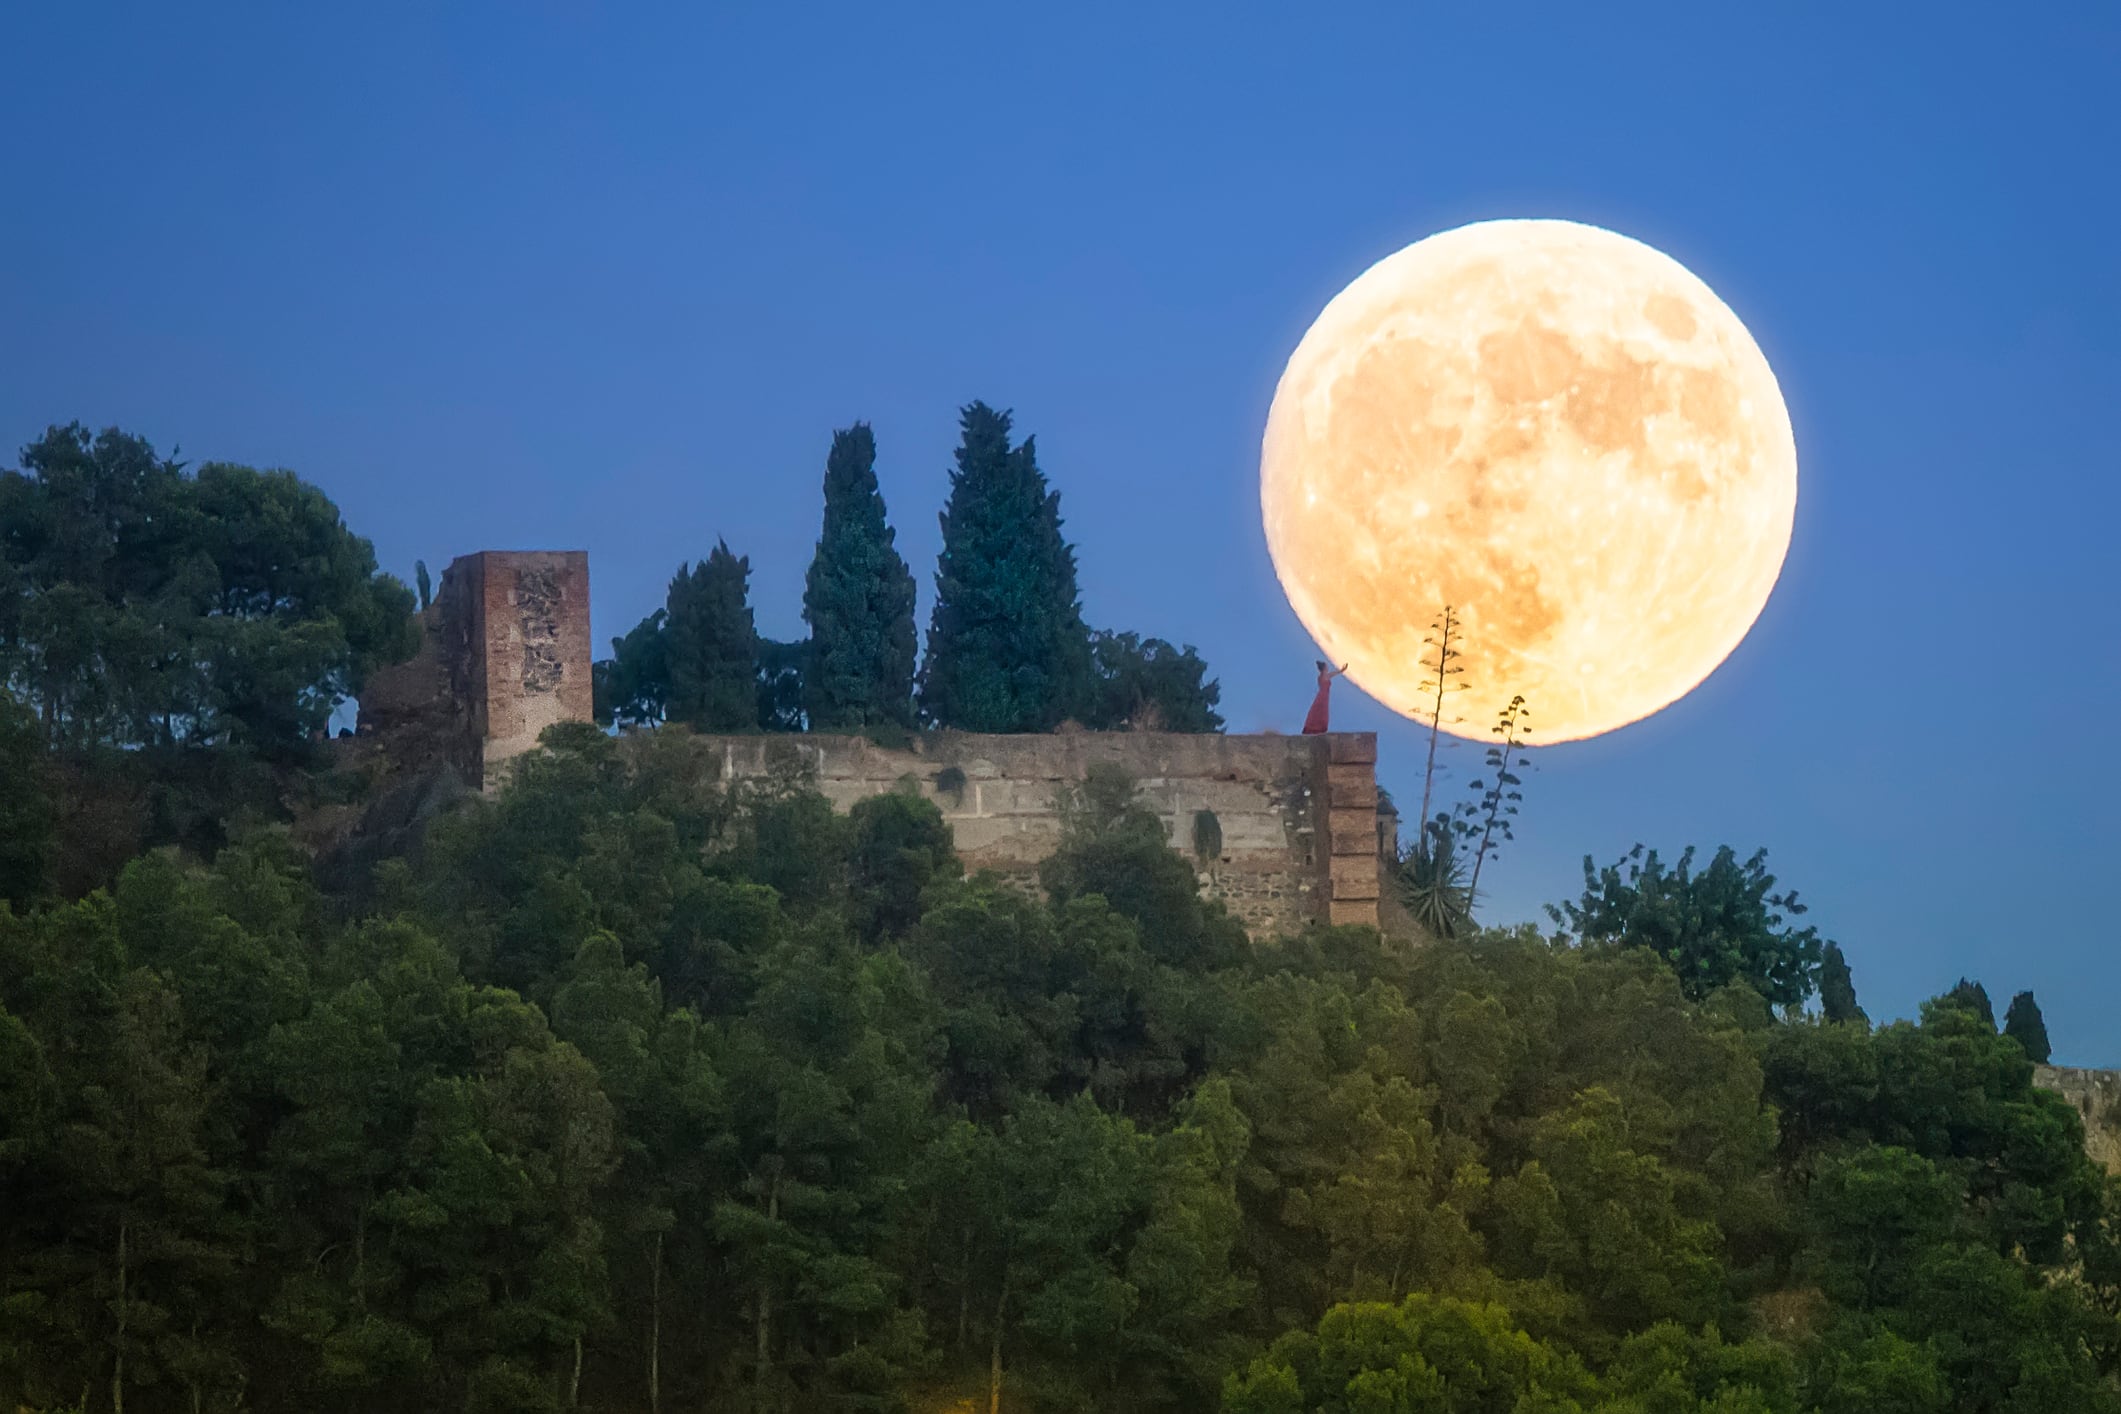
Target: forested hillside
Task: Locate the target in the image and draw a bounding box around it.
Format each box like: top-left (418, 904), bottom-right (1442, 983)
top-left (1, 424), bottom-right (2112, 1413)
top-left (1, 721), bottom-right (2114, 1414)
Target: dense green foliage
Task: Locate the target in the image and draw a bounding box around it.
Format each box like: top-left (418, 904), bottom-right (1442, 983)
top-left (919, 402), bottom-right (1096, 732)
top-left (0, 693), bottom-right (53, 909)
top-left (0, 424), bottom-right (416, 753)
top-left (0, 424), bottom-right (418, 905)
top-left (594, 609), bottom-right (671, 729)
top-left (1085, 631), bottom-right (1224, 733)
top-left (0, 716), bottom-right (2111, 1413)
top-left (0, 415), bottom-right (2101, 1411)
top-left (1949, 977), bottom-right (1997, 1029)
top-left (1550, 844), bottom-right (1827, 1009)
top-left (803, 424), bottom-right (919, 730)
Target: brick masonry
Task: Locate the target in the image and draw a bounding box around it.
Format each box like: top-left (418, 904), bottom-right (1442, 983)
top-left (357, 550), bottom-right (593, 790)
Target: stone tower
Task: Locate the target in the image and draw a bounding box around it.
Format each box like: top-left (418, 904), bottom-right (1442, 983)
top-left (357, 550), bottom-right (592, 789)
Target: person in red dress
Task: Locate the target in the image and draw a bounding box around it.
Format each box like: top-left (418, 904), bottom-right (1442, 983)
top-left (1302, 660), bottom-right (1348, 734)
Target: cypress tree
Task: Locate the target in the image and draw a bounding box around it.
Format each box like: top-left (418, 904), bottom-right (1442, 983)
top-left (2004, 990), bottom-right (2053, 1064)
top-left (919, 403), bottom-right (1093, 732)
top-left (663, 541), bottom-right (758, 731)
top-left (1946, 977), bottom-right (1996, 1029)
top-left (801, 424), bottom-right (917, 730)
top-left (1819, 942), bottom-right (1867, 1026)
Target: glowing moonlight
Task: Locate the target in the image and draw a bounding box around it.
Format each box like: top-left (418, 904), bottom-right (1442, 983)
top-left (1261, 219), bottom-right (1796, 743)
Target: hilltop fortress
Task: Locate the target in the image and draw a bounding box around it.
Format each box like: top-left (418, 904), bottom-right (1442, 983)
top-left (356, 550), bottom-right (1396, 938)
top-left (358, 552), bottom-right (2121, 1165)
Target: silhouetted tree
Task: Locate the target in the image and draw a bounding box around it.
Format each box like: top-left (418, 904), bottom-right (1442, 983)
top-left (664, 541), bottom-right (758, 732)
top-left (919, 403), bottom-right (1092, 731)
top-left (2004, 990), bottom-right (2053, 1063)
top-left (801, 424), bottom-right (917, 731)
top-left (1820, 941), bottom-right (1867, 1026)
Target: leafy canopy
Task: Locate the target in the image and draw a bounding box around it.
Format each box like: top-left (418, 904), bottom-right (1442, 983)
top-left (0, 423), bottom-right (416, 752)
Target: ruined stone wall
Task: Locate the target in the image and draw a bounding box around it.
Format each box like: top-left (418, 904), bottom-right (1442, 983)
top-left (356, 550), bottom-right (593, 789)
top-left (2036, 1065), bottom-right (2121, 1175)
top-left (688, 730), bottom-right (1385, 939)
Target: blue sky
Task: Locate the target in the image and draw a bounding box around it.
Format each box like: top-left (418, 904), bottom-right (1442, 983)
top-left (3, 4), bottom-right (2115, 1056)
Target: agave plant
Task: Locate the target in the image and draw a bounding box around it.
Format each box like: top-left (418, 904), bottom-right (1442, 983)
top-left (1397, 813), bottom-right (1472, 941)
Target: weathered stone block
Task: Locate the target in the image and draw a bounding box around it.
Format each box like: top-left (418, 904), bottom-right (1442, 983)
top-left (1326, 808), bottom-right (1378, 855)
top-left (1328, 898), bottom-right (1380, 927)
top-left (1328, 852), bottom-right (1379, 900)
top-left (1325, 762), bottom-right (1377, 809)
top-left (1326, 732), bottom-right (1378, 765)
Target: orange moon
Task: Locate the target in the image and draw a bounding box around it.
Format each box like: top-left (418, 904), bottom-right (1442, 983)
top-left (1261, 219), bottom-right (1796, 743)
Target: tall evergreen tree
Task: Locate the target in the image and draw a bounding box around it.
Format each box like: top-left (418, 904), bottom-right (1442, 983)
top-left (919, 403), bottom-right (1093, 732)
top-left (664, 542), bottom-right (759, 732)
top-left (1820, 941), bottom-right (1867, 1026)
top-left (802, 424), bottom-right (917, 731)
top-left (2004, 990), bottom-right (2053, 1064)
top-left (1946, 977), bottom-right (1996, 1029)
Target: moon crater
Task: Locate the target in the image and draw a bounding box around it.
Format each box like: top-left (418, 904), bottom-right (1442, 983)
top-left (1262, 219), bottom-right (1796, 743)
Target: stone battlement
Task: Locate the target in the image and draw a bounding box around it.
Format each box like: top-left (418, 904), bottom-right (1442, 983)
top-left (354, 550), bottom-right (1391, 938)
top-left (2036, 1065), bottom-right (2121, 1174)
top-left (689, 729), bottom-right (1388, 938)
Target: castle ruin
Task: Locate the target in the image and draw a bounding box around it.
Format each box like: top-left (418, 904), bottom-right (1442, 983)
top-left (344, 552), bottom-right (2121, 1160)
top-left (356, 549), bottom-right (1390, 937)
top-left (357, 550), bottom-right (594, 790)
top-left (694, 729), bottom-right (1389, 937)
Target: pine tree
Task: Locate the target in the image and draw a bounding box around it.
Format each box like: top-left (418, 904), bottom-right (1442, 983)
top-left (802, 424), bottom-right (917, 730)
top-left (1820, 942), bottom-right (1868, 1026)
top-left (2004, 990), bottom-right (2052, 1064)
top-left (919, 403), bottom-right (1093, 732)
top-left (664, 542), bottom-right (759, 732)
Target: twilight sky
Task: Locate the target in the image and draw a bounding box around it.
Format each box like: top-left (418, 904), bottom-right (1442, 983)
top-left (3, 4), bottom-right (2115, 1057)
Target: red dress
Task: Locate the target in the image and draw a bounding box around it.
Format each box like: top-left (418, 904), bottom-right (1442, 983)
top-left (1302, 666), bottom-right (1334, 734)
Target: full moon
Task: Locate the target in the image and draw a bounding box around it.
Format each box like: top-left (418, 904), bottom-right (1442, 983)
top-left (1261, 219), bottom-right (1796, 743)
